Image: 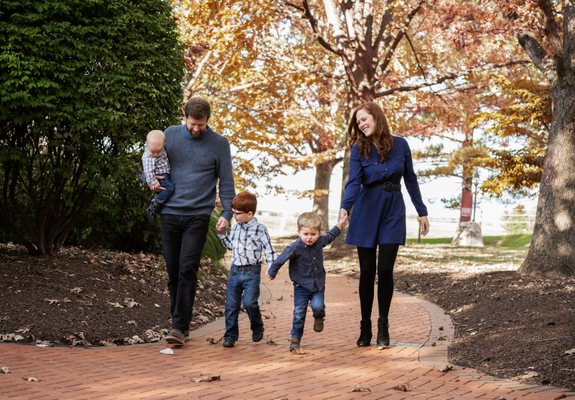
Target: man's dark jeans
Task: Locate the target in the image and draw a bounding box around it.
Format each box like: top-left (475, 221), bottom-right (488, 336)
top-left (224, 263), bottom-right (263, 341)
top-left (160, 214), bottom-right (210, 332)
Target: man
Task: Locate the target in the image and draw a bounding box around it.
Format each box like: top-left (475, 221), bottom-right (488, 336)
top-left (155, 96), bottom-right (235, 345)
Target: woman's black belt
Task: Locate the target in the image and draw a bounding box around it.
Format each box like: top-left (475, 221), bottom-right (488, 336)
top-left (364, 182), bottom-right (401, 191)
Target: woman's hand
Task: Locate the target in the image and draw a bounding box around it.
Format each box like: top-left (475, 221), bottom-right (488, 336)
top-left (337, 208), bottom-right (349, 229)
top-left (418, 216), bottom-right (430, 236)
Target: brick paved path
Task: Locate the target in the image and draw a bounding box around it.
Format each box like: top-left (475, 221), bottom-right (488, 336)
top-left (1, 274), bottom-right (572, 399)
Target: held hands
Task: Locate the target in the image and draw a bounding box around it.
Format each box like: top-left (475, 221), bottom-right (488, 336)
top-left (418, 216), bottom-right (430, 236)
top-left (215, 216), bottom-right (229, 234)
top-left (337, 209), bottom-right (349, 229)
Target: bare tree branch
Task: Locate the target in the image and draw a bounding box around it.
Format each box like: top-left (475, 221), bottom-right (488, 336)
top-left (537, 0), bottom-right (562, 57)
top-left (184, 50), bottom-right (212, 99)
top-left (378, 0), bottom-right (426, 75)
top-left (375, 60), bottom-right (531, 97)
top-left (282, 0), bottom-right (342, 56)
top-left (517, 31), bottom-right (557, 82)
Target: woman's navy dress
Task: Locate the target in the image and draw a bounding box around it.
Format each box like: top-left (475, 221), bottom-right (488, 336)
top-left (340, 137), bottom-right (428, 247)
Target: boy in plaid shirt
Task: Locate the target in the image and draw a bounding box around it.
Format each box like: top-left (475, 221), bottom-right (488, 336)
top-left (218, 191), bottom-right (276, 348)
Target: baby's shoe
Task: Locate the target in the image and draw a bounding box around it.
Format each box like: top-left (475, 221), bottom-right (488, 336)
top-left (145, 200), bottom-right (157, 225)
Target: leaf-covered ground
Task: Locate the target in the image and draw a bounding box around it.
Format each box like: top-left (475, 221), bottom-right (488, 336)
top-left (0, 241), bottom-right (574, 391)
top-left (0, 244), bottom-right (226, 347)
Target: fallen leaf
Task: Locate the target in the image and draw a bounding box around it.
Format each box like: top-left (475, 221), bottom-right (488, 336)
top-left (266, 338), bottom-right (278, 345)
top-left (350, 385), bottom-right (371, 392)
top-left (44, 298), bottom-right (60, 305)
top-left (206, 337), bottom-right (222, 344)
top-left (24, 376), bottom-right (40, 382)
top-left (516, 371), bottom-right (539, 380)
top-left (564, 348), bottom-right (575, 355)
top-left (192, 374), bottom-right (220, 383)
top-left (125, 335), bottom-right (144, 345)
top-left (160, 348), bottom-right (174, 355)
top-left (70, 287), bottom-right (83, 294)
top-left (0, 333), bottom-right (25, 342)
top-left (35, 341), bottom-right (53, 347)
top-left (1, 366), bottom-right (11, 374)
top-left (438, 364), bottom-right (453, 372)
top-left (124, 298), bottom-right (139, 308)
top-left (391, 384), bottom-right (410, 392)
top-left (290, 348), bottom-right (306, 355)
top-left (107, 301), bottom-right (124, 308)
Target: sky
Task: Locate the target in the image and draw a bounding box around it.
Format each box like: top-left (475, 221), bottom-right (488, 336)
top-left (252, 137), bottom-right (538, 239)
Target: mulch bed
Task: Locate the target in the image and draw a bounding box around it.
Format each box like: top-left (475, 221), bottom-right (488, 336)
top-left (0, 244), bottom-right (226, 347)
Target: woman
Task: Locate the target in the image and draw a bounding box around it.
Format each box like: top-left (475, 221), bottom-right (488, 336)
top-left (339, 102), bottom-right (430, 347)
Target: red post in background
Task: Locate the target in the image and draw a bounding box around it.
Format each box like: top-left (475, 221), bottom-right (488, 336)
top-left (460, 190), bottom-right (472, 222)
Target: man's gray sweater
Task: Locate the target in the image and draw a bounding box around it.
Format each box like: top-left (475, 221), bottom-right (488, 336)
top-left (161, 124), bottom-right (235, 220)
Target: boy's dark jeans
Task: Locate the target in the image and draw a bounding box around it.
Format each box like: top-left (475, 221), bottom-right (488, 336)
top-left (160, 214), bottom-right (210, 332)
top-left (224, 263), bottom-right (263, 341)
top-left (155, 173), bottom-right (174, 206)
top-left (291, 283), bottom-right (325, 338)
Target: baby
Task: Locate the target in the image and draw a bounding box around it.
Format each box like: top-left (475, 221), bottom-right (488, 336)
top-left (141, 129), bottom-right (174, 224)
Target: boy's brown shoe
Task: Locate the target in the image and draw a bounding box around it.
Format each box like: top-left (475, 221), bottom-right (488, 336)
top-left (289, 337), bottom-right (301, 352)
top-left (313, 317), bottom-right (324, 332)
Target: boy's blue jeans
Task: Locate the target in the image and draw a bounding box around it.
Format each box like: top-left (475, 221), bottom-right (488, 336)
top-left (291, 283), bottom-right (325, 338)
top-left (154, 173), bottom-right (174, 206)
top-left (224, 263), bottom-right (263, 341)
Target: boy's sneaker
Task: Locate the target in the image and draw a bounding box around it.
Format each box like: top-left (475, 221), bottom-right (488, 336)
top-left (252, 327), bottom-right (264, 342)
top-left (145, 201), bottom-right (157, 225)
top-left (223, 337), bottom-right (236, 348)
top-left (289, 337), bottom-right (301, 352)
top-left (313, 317), bottom-right (324, 332)
top-left (165, 328), bottom-right (185, 346)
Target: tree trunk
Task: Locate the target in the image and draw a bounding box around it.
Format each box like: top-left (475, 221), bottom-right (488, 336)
top-left (519, 83), bottom-right (575, 276)
top-left (312, 160), bottom-right (338, 230)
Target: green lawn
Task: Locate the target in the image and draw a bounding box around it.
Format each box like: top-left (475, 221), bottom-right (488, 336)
top-left (407, 233), bottom-right (532, 249)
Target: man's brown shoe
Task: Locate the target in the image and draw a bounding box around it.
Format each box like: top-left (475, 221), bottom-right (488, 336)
top-left (165, 328), bottom-right (185, 346)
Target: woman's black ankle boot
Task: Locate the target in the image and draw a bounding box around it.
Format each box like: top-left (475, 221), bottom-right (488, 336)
top-left (377, 318), bottom-right (390, 347)
top-left (356, 320), bottom-right (372, 346)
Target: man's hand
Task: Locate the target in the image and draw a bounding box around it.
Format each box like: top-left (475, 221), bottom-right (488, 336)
top-left (215, 216), bottom-right (229, 233)
top-left (149, 175), bottom-right (165, 193)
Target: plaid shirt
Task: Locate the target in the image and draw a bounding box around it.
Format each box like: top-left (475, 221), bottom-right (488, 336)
top-left (218, 218), bottom-right (276, 267)
top-left (142, 148), bottom-right (170, 187)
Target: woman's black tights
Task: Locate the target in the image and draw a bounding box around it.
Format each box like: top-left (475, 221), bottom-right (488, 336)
top-left (357, 244), bottom-right (400, 323)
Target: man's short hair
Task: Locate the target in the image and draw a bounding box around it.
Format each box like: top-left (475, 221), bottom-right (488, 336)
top-left (184, 96), bottom-right (211, 120)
